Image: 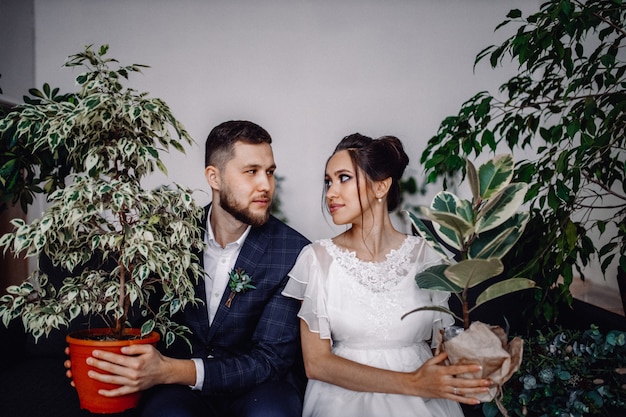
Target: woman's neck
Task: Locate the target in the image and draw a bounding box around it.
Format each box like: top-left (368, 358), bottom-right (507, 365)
top-left (335, 220), bottom-right (405, 262)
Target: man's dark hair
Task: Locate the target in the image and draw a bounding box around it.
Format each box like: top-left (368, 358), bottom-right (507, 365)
top-left (204, 120), bottom-right (272, 169)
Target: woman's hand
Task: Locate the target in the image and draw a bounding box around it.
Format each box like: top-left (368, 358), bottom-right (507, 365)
top-left (406, 351), bottom-right (492, 405)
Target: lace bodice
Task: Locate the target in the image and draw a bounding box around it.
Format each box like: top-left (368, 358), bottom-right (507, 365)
top-left (320, 237), bottom-right (414, 293)
top-left (283, 235), bottom-right (453, 344)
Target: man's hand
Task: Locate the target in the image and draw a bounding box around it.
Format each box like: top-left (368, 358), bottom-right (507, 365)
top-left (85, 344), bottom-right (165, 396)
top-left (65, 344), bottom-right (197, 397)
top-left (64, 347), bottom-right (75, 387)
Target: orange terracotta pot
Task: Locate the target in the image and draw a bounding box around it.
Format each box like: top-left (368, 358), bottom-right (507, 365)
top-left (66, 328), bottom-right (160, 414)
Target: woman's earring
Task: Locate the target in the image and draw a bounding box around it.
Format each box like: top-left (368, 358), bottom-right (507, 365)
top-left (377, 197), bottom-right (383, 203)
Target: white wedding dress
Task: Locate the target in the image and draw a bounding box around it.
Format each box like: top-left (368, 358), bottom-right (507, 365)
top-left (283, 235), bottom-right (465, 417)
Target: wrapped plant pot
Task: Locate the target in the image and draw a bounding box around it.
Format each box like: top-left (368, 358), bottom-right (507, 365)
top-left (438, 322), bottom-right (523, 403)
top-left (405, 155), bottom-right (535, 416)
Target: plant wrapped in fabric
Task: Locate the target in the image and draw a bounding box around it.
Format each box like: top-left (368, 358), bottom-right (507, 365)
top-left (0, 45), bottom-right (205, 347)
top-left (483, 325), bottom-right (626, 417)
top-left (404, 154), bottom-right (535, 409)
top-left (405, 154), bottom-right (536, 329)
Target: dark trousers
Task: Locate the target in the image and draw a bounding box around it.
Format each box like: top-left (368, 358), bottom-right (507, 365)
top-left (140, 380), bottom-right (302, 417)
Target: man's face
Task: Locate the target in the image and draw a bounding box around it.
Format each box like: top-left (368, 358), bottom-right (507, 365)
top-left (215, 142), bottom-right (276, 227)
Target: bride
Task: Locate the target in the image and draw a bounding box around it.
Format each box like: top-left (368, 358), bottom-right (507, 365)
top-left (283, 133), bottom-right (492, 417)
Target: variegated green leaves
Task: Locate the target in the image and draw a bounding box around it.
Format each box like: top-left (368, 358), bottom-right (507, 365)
top-left (407, 154), bottom-right (535, 327)
top-left (419, 1), bottom-right (626, 325)
top-left (0, 45), bottom-right (203, 347)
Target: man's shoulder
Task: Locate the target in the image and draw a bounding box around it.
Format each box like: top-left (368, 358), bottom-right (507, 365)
top-left (240, 217), bottom-right (309, 270)
top-left (259, 216), bottom-right (310, 246)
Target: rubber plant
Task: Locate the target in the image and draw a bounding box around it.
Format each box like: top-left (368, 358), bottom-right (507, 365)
top-left (404, 154), bottom-right (535, 413)
top-left (406, 154), bottom-right (535, 329)
top-left (0, 43), bottom-right (205, 351)
top-left (419, 0), bottom-right (626, 326)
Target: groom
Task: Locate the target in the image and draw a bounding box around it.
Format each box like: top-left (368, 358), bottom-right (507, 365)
top-left (80, 120), bottom-right (310, 417)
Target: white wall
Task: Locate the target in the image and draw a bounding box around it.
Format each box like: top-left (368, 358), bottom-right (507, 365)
top-left (2, 0), bottom-right (621, 310)
top-left (0, 0), bottom-right (34, 103)
top-left (28, 0), bottom-right (536, 241)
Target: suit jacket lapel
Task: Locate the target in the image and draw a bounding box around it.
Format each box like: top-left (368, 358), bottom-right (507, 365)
top-left (207, 224), bottom-right (269, 341)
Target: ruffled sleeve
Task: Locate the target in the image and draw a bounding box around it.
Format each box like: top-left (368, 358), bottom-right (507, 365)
top-left (282, 242), bottom-right (332, 339)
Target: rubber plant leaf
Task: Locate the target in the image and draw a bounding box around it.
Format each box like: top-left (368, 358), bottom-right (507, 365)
top-left (455, 198), bottom-right (474, 224)
top-left (415, 264), bottom-right (463, 292)
top-left (406, 211), bottom-right (449, 260)
top-left (474, 278), bottom-right (536, 308)
top-left (415, 208), bottom-right (472, 251)
top-left (466, 159), bottom-right (480, 203)
top-left (444, 258), bottom-right (504, 289)
top-left (431, 191), bottom-right (475, 247)
top-left (478, 154), bottom-right (514, 200)
top-left (475, 182), bottom-right (528, 234)
top-left (401, 305), bottom-right (460, 323)
top-left (431, 190), bottom-right (460, 214)
top-left (469, 212), bottom-right (529, 259)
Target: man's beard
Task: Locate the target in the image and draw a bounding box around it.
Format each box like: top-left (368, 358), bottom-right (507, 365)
top-left (219, 189), bottom-right (271, 227)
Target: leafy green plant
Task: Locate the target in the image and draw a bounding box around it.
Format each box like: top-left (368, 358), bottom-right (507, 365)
top-left (0, 84), bottom-right (76, 212)
top-left (418, 0), bottom-right (626, 324)
top-left (482, 325), bottom-right (626, 417)
top-left (405, 154), bottom-right (535, 329)
top-left (0, 45), bottom-right (205, 347)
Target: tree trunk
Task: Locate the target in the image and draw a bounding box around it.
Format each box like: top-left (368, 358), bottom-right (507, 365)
top-left (0, 204), bottom-right (28, 294)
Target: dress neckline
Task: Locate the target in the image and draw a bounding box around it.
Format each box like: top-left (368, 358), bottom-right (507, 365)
top-left (321, 235), bottom-right (417, 292)
top-left (325, 235), bottom-right (413, 265)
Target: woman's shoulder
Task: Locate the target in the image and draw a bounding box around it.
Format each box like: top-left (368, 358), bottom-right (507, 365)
top-left (293, 239), bottom-right (333, 264)
top-left (308, 238), bottom-right (336, 261)
top-left (403, 234), bottom-right (445, 268)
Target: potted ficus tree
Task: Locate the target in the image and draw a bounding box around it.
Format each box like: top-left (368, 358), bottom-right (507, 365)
top-left (0, 44), bottom-right (205, 413)
top-left (404, 154), bottom-right (535, 415)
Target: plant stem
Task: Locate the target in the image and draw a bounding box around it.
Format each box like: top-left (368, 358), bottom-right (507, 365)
top-left (114, 208), bottom-right (129, 340)
top-left (461, 240), bottom-right (470, 329)
top-left (462, 288), bottom-right (470, 330)
top-left (114, 260), bottom-right (126, 339)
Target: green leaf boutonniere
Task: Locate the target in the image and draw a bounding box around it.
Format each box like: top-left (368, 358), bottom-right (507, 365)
top-left (225, 268), bottom-right (255, 308)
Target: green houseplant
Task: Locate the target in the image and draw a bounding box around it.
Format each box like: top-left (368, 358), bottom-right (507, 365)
top-left (0, 82), bottom-right (76, 213)
top-left (418, 0), bottom-right (625, 325)
top-left (404, 154), bottom-right (535, 414)
top-left (483, 325), bottom-right (626, 417)
top-left (406, 154), bottom-right (536, 329)
top-left (0, 45), bottom-right (205, 413)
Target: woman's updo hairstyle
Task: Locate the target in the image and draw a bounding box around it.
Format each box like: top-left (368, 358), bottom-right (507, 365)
top-left (333, 133), bottom-right (409, 211)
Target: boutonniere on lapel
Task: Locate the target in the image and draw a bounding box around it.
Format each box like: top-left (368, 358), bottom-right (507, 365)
top-left (225, 268), bottom-right (256, 308)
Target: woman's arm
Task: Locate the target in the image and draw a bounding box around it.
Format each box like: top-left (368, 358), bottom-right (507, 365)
top-left (300, 320), bottom-right (491, 405)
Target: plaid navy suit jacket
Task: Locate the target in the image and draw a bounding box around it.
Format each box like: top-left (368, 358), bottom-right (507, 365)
top-left (179, 206), bottom-right (310, 395)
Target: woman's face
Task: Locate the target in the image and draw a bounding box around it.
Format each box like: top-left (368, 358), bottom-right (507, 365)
top-left (324, 150), bottom-right (374, 226)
